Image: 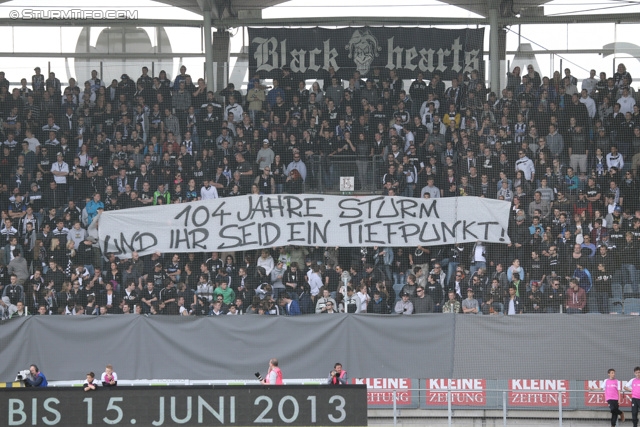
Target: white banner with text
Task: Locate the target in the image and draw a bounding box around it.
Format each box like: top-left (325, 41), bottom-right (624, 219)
top-left (97, 195), bottom-right (511, 257)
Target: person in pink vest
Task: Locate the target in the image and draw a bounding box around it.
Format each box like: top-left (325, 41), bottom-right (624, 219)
top-left (328, 362), bottom-right (348, 385)
top-left (624, 366), bottom-right (640, 427)
top-left (590, 368), bottom-right (625, 426)
top-left (261, 358), bottom-right (283, 385)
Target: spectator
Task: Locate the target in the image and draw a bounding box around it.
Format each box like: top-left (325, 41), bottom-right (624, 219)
top-left (408, 285), bottom-right (432, 314)
top-left (442, 290), bottom-right (461, 314)
top-left (503, 285), bottom-right (523, 315)
top-left (278, 293), bottom-right (301, 316)
top-left (461, 288), bottom-right (480, 314)
top-left (344, 286), bottom-right (361, 314)
top-left (367, 290), bottom-right (389, 314)
top-left (394, 291), bottom-right (413, 315)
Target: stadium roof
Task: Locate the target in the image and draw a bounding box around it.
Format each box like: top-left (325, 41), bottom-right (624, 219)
top-left (153, 0), bottom-right (289, 18)
top-left (154, 0), bottom-right (551, 20)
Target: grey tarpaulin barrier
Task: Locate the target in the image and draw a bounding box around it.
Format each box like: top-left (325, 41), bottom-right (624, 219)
top-left (0, 314), bottom-right (638, 382)
top-left (452, 314), bottom-right (640, 379)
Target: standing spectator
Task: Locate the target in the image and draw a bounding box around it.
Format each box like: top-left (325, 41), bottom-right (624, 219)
top-left (51, 152), bottom-right (69, 199)
top-left (565, 278), bottom-right (586, 314)
top-left (278, 293), bottom-right (301, 316)
top-left (200, 179), bottom-right (219, 200)
top-left (504, 285), bottom-right (523, 315)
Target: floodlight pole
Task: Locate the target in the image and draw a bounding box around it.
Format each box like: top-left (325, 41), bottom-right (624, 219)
top-left (203, 9), bottom-right (215, 92)
top-left (488, 0), bottom-right (501, 95)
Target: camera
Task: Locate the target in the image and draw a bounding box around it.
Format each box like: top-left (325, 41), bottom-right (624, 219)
top-left (254, 372), bottom-right (264, 381)
top-left (15, 369), bottom-right (30, 381)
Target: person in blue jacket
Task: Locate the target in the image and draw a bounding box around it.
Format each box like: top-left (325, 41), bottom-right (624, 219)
top-left (24, 364), bottom-right (47, 387)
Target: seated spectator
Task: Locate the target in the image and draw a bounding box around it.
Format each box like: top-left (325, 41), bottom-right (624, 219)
top-left (321, 300), bottom-right (338, 314)
top-left (394, 291), bottom-right (413, 315)
top-left (367, 290), bottom-right (389, 314)
top-left (525, 282), bottom-right (545, 313)
top-left (482, 278), bottom-right (505, 315)
top-left (284, 169), bottom-right (304, 194)
top-left (461, 288), bottom-right (480, 314)
top-left (315, 288), bottom-right (337, 313)
top-left (442, 290), bottom-right (461, 314)
top-left (411, 286), bottom-right (434, 313)
top-left (424, 274), bottom-right (443, 313)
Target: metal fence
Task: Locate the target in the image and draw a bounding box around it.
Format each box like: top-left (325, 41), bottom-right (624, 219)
top-left (368, 387), bottom-right (628, 427)
top-left (305, 154), bottom-right (385, 194)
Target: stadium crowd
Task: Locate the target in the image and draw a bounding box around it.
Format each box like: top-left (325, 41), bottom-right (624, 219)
top-left (0, 60), bottom-right (640, 318)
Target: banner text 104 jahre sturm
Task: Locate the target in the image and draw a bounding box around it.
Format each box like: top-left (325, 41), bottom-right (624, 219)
top-left (96, 195), bottom-right (511, 258)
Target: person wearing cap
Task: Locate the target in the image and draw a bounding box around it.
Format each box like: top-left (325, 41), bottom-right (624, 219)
top-left (256, 139), bottom-right (275, 172)
top-left (461, 288), bottom-right (480, 314)
top-left (394, 291), bottom-right (414, 315)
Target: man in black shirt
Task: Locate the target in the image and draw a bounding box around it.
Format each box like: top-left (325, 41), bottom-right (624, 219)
top-left (158, 279), bottom-right (178, 315)
top-left (140, 280), bottom-right (158, 314)
top-left (205, 252), bottom-right (224, 277)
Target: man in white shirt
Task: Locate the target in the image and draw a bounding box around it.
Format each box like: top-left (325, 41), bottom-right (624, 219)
top-left (307, 265), bottom-right (323, 298)
top-left (51, 152), bottom-right (69, 195)
top-left (225, 96), bottom-right (243, 125)
top-left (515, 150), bottom-right (535, 182)
top-left (579, 89), bottom-right (596, 119)
top-left (607, 145), bottom-right (625, 172)
top-left (200, 179), bottom-right (219, 200)
top-left (23, 129), bottom-right (40, 153)
top-left (618, 87), bottom-right (636, 115)
top-left (344, 286), bottom-right (362, 314)
top-left (581, 69), bottom-right (598, 97)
